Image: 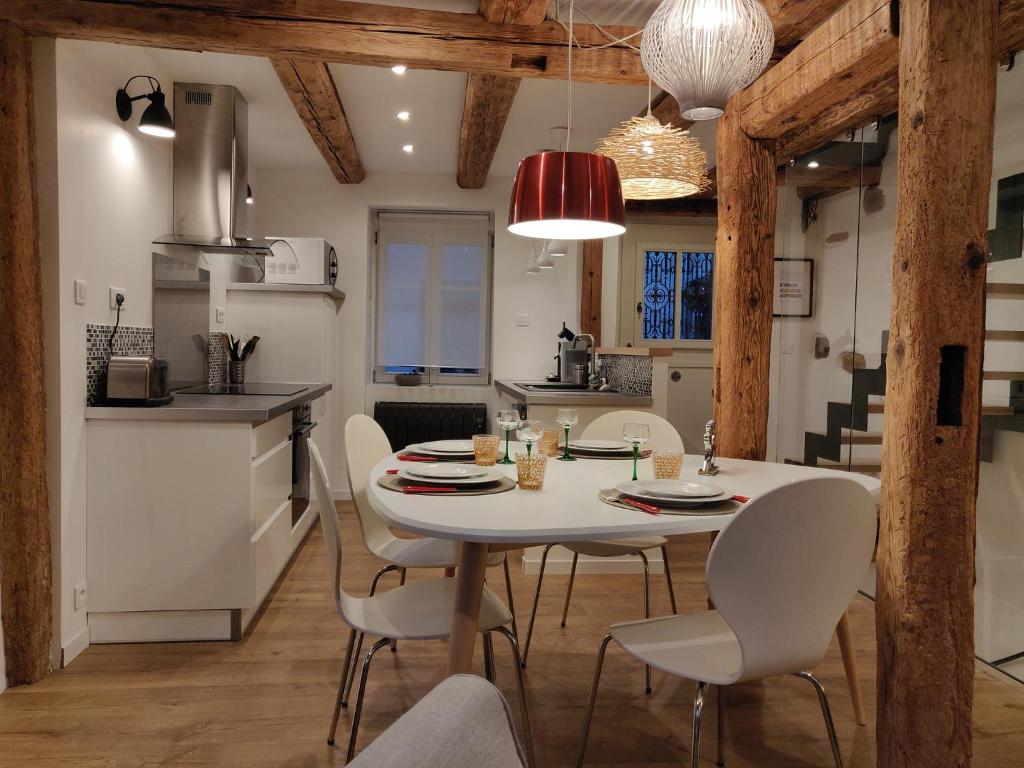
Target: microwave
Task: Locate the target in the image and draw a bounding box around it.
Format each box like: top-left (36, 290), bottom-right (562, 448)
top-left (265, 237), bottom-right (338, 286)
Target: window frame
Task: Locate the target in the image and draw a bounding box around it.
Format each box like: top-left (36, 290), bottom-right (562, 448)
top-left (370, 208), bottom-right (495, 386)
top-left (631, 240), bottom-right (715, 350)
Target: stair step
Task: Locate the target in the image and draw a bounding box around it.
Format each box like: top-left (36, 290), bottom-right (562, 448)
top-left (863, 402), bottom-right (1014, 416)
top-left (841, 430), bottom-right (883, 445)
top-left (986, 330), bottom-right (1024, 341)
top-left (983, 371), bottom-right (1024, 381)
top-left (818, 459), bottom-right (883, 473)
top-left (988, 283), bottom-right (1024, 298)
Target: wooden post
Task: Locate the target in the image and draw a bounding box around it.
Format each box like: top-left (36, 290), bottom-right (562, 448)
top-left (0, 20), bottom-right (53, 685)
top-left (580, 240), bottom-right (602, 346)
top-left (876, 1), bottom-right (999, 766)
top-left (711, 102), bottom-right (776, 460)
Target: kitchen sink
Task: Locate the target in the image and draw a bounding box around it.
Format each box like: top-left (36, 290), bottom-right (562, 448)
top-left (514, 382), bottom-right (618, 393)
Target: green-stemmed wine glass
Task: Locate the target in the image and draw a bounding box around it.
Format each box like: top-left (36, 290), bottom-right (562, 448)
top-left (517, 419), bottom-right (543, 457)
top-left (622, 422), bottom-right (650, 481)
top-left (556, 408), bottom-right (579, 461)
top-left (496, 410), bottom-right (520, 465)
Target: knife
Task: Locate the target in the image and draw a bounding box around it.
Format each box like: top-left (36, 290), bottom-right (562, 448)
top-left (620, 497), bottom-right (662, 515)
top-left (401, 485), bottom-right (457, 494)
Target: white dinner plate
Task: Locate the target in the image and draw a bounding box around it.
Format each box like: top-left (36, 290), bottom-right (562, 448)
top-left (404, 463), bottom-right (489, 480)
top-left (569, 439), bottom-right (631, 452)
top-left (620, 479), bottom-right (724, 499)
top-left (419, 440), bottom-right (475, 453)
top-left (615, 481), bottom-right (731, 507)
top-left (398, 467), bottom-right (504, 486)
top-left (405, 443), bottom-right (475, 458)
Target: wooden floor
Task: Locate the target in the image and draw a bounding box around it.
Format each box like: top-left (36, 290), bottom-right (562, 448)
top-left (3, 502), bottom-right (1024, 767)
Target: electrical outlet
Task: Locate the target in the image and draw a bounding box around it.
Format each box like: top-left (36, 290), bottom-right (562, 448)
top-left (74, 279), bottom-right (88, 305)
top-left (782, 342), bottom-right (795, 355)
top-left (73, 582), bottom-right (87, 612)
top-left (216, 306), bottom-right (225, 324)
top-left (515, 313), bottom-right (530, 327)
top-left (109, 286), bottom-right (126, 309)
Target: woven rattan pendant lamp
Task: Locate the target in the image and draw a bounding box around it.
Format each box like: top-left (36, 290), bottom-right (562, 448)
top-left (641, 0), bottom-right (774, 121)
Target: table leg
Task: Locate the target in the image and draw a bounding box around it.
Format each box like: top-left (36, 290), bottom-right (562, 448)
top-left (448, 541), bottom-right (490, 675)
top-left (836, 611), bottom-right (866, 725)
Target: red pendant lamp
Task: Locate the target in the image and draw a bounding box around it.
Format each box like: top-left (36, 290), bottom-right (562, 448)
top-left (507, 1), bottom-right (625, 241)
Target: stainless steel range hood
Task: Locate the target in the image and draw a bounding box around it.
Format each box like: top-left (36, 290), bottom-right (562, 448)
top-left (153, 83), bottom-right (288, 259)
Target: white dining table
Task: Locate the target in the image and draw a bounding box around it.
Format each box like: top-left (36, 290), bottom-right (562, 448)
top-left (367, 448), bottom-right (880, 723)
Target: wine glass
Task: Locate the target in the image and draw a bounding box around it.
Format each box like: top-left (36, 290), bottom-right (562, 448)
top-left (517, 419), bottom-right (543, 457)
top-left (556, 408), bottom-right (579, 462)
top-left (496, 409), bottom-right (520, 465)
top-left (622, 422), bottom-right (650, 481)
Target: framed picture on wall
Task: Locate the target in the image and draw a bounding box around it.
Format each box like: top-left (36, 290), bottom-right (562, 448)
top-left (773, 258), bottom-right (815, 318)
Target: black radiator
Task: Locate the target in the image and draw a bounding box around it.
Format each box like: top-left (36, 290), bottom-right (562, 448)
top-left (373, 402), bottom-right (487, 450)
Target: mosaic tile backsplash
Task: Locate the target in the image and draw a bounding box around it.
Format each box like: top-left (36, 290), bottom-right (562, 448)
top-left (599, 354), bottom-right (653, 397)
top-left (86, 324), bottom-right (154, 404)
top-left (208, 331), bottom-right (228, 385)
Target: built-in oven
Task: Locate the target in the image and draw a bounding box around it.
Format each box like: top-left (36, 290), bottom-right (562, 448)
top-left (290, 402), bottom-right (317, 527)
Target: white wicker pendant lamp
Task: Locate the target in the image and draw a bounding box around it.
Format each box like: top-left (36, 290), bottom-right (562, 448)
top-left (641, 0), bottom-right (774, 121)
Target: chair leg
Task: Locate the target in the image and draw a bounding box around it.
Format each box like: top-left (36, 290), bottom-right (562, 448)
top-left (661, 544), bottom-right (678, 614)
top-left (560, 552), bottom-right (579, 628)
top-left (794, 671), bottom-right (844, 768)
top-left (494, 625), bottom-right (536, 768)
top-left (346, 637), bottom-right (392, 762)
top-left (483, 631), bottom-right (496, 683)
top-left (691, 681), bottom-right (708, 768)
top-left (399, 566), bottom-right (407, 586)
top-left (327, 627), bottom-right (357, 745)
top-left (503, 555), bottom-right (520, 643)
top-left (716, 685), bottom-right (725, 767)
top-left (576, 633), bottom-right (613, 768)
top-left (342, 632), bottom-right (365, 706)
top-left (638, 550), bottom-right (652, 695)
top-left (368, 564), bottom-right (399, 596)
top-left (522, 544), bottom-right (554, 668)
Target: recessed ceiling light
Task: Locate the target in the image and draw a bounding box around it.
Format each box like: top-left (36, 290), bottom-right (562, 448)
top-left (807, 160), bottom-right (820, 169)
top-left (396, 110), bottom-right (410, 121)
top-left (391, 64), bottom-right (407, 75)
top-left (402, 144), bottom-right (414, 154)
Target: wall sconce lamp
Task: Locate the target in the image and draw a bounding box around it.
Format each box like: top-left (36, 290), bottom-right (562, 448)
top-left (246, 185), bottom-right (254, 205)
top-left (115, 75), bottom-right (175, 138)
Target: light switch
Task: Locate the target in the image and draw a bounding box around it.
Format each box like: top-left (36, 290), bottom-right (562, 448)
top-left (74, 279), bottom-right (87, 305)
top-left (216, 306), bottom-right (226, 324)
top-left (782, 342), bottom-right (795, 355)
top-left (515, 313), bottom-right (530, 327)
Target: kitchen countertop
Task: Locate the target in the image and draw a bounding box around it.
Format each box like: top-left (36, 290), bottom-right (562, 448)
top-left (85, 383), bottom-right (331, 423)
top-left (495, 379), bottom-right (653, 407)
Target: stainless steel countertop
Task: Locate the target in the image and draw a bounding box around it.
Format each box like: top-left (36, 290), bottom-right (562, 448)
top-left (495, 380), bottom-right (653, 407)
top-left (85, 383), bottom-right (331, 423)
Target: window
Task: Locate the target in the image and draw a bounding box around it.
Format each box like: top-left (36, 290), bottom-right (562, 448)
top-left (373, 210), bottom-right (493, 384)
top-left (639, 246), bottom-right (714, 342)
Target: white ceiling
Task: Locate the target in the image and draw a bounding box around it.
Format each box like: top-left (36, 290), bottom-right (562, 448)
top-left (125, 0), bottom-right (717, 182)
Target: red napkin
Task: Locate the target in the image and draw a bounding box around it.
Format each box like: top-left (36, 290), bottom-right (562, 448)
top-left (731, 495), bottom-right (750, 503)
top-left (401, 485), bottom-right (457, 494)
top-left (396, 453), bottom-right (438, 462)
top-left (621, 497), bottom-right (661, 515)
top-left (386, 469), bottom-right (400, 475)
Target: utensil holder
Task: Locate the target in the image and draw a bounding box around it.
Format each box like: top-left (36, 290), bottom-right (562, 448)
top-left (229, 360), bottom-right (246, 384)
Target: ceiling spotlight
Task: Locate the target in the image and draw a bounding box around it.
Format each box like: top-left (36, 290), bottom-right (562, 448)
top-left (537, 249), bottom-right (556, 269)
top-left (396, 110), bottom-right (411, 121)
top-left (402, 144), bottom-right (414, 154)
top-left (245, 184), bottom-right (254, 205)
top-left (391, 64), bottom-right (408, 75)
top-left (116, 75), bottom-right (175, 138)
top-left (807, 160), bottom-right (820, 169)
top-left (546, 239), bottom-right (569, 257)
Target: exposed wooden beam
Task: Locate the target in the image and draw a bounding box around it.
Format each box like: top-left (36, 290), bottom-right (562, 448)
top-left (0, 20), bottom-right (53, 686)
top-left (876, 1), bottom-right (999, 766)
top-left (625, 197), bottom-right (718, 217)
top-left (782, 163), bottom-right (882, 187)
top-left (711, 104), bottom-right (776, 461)
top-left (765, 0), bottom-right (850, 47)
top-left (271, 59), bottom-right (364, 184)
top-left (0, 0), bottom-right (646, 84)
top-left (479, 0), bottom-right (548, 25)
top-left (580, 240), bottom-right (603, 346)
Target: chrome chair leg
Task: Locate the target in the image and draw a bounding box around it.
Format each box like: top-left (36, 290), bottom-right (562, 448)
top-left (576, 633), bottom-right (613, 768)
top-left (716, 685), bottom-right (725, 767)
top-left (661, 544), bottom-right (678, 614)
top-left (522, 544), bottom-right (554, 667)
top-left (638, 550), bottom-right (652, 694)
top-left (483, 631), bottom-right (496, 683)
top-left (368, 564), bottom-right (399, 595)
top-left (342, 632), bottom-right (364, 706)
top-left (691, 681), bottom-right (708, 768)
top-left (494, 625), bottom-right (536, 768)
top-left (560, 552), bottom-right (579, 627)
top-left (327, 627), bottom-right (357, 745)
top-left (503, 555), bottom-right (520, 642)
top-left (346, 637), bottom-right (392, 762)
top-left (794, 671), bottom-right (844, 768)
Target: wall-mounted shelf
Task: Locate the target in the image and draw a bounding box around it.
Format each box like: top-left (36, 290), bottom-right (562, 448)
top-left (225, 282), bottom-right (345, 302)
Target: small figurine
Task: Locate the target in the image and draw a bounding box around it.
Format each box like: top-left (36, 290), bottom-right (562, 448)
top-left (698, 419), bottom-right (720, 476)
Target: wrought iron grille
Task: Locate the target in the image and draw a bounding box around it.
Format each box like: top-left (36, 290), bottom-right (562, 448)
top-left (642, 250), bottom-right (676, 339)
top-left (680, 251), bottom-right (714, 340)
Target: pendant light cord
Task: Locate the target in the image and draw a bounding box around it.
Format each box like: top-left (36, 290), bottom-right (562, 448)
top-left (566, 0), bottom-right (574, 152)
top-left (647, 78), bottom-right (653, 117)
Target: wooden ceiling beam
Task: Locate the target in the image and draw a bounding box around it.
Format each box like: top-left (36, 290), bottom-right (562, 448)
top-left (479, 0), bottom-right (548, 25)
top-left (764, 0), bottom-right (850, 47)
top-left (625, 197), bottom-right (718, 217)
top-left (0, 0), bottom-right (646, 84)
top-left (271, 59), bottom-right (364, 184)
top-left (782, 163), bottom-right (881, 187)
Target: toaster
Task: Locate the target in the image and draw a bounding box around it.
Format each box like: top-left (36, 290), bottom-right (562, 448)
top-left (104, 356), bottom-right (173, 406)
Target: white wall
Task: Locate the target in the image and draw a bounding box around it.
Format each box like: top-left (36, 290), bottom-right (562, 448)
top-left (250, 169), bottom-right (581, 490)
top-left (37, 39), bottom-right (173, 668)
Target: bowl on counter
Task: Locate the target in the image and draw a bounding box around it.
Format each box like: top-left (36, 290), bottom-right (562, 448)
top-left (395, 372), bottom-right (422, 387)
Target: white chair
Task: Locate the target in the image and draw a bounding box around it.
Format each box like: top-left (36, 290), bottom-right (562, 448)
top-left (308, 440), bottom-right (534, 765)
top-left (348, 675), bottom-right (527, 768)
top-left (339, 414), bottom-right (517, 707)
top-left (576, 477), bottom-right (876, 768)
top-left (522, 410), bottom-right (683, 693)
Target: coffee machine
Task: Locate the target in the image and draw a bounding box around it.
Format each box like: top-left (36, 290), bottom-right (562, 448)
top-left (552, 323), bottom-right (590, 384)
